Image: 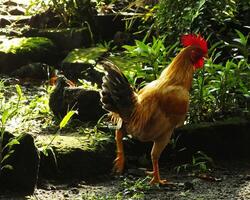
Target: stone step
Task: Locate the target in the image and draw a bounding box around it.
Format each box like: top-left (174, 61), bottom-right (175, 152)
top-left (37, 117), bottom-right (250, 179)
top-left (0, 14), bottom-right (31, 27)
top-left (0, 37), bottom-right (57, 74)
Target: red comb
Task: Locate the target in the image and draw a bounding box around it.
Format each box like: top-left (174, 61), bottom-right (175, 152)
top-left (181, 34), bottom-right (208, 53)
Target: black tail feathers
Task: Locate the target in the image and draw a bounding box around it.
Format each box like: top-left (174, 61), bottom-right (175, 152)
top-left (100, 61), bottom-right (136, 120)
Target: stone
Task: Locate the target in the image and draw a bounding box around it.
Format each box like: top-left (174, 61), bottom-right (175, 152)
top-left (29, 9), bottom-right (61, 29)
top-left (11, 62), bottom-right (54, 80)
top-left (94, 13), bottom-right (140, 41)
top-left (9, 8), bottom-right (25, 15)
top-left (35, 28), bottom-right (93, 51)
top-left (0, 37), bottom-right (57, 74)
top-left (113, 31), bottom-right (133, 48)
top-left (38, 133), bottom-right (114, 179)
top-left (0, 15), bottom-right (31, 27)
top-left (94, 14), bottom-right (126, 41)
top-left (61, 47), bottom-right (107, 85)
top-left (3, 1), bottom-right (18, 6)
top-left (0, 17), bottom-right (11, 28)
top-left (174, 118), bottom-right (250, 160)
top-left (0, 132), bottom-right (40, 195)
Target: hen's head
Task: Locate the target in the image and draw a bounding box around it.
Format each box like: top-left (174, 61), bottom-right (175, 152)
top-left (181, 34), bottom-right (208, 69)
top-left (55, 75), bottom-right (75, 88)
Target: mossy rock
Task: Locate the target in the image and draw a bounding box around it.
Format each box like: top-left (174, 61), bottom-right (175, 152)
top-left (63, 47), bottom-right (107, 64)
top-left (0, 132), bottom-right (40, 195)
top-left (0, 15), bottom-right (31, 28)
top-left (36, 117), bottom-right (250, 180)
top-left (0, 37), bottom-right (56, 74)
top-left (61, 47), bottom-right (107, 84)
top-left (37, 132), bottom-right (114, 179)
top-left (174, 118), bottom-right (250, 160)
top-left (34, 28), bottom-right (93, 51)
top-left (94, 14), bottom-right (132, 41)
top-left (11, 62), bottom-right (54, 80)
top-left (0, 37), bottom-right (53, 54)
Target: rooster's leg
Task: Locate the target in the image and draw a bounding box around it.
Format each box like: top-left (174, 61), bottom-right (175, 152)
top-left (113, 129), bottom-right (125, 174)
top-left (148, 138), bottom-right (171, 185)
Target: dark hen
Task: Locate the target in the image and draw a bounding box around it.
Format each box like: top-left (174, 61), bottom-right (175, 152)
top-left (49, 75), bottom-right (106, 122)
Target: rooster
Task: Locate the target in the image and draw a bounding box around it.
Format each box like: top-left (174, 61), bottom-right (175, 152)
top-left (100, 34), bottom-right (208, 185)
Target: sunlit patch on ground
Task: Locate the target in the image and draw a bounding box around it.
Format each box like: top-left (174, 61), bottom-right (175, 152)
top-left (237, 181), bottom-right (250, 199)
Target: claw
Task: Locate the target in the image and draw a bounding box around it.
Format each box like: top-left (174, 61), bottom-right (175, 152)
top-left (146, 170), bottom-right (172, 185)
top-left (145, 170), bottom-right (154, 177)
top-left (149, 177), bottom-right (169, 185)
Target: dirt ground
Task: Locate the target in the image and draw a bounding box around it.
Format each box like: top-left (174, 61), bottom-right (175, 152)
top-left (0, 159), bottom-right (249, 200)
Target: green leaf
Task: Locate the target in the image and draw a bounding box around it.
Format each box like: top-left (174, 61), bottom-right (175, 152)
top-left (59, 110), bottom-right (77, 129)
top-left (234, 29), bottom-right (247, 46)
top-left (199, 162), bottom-right (207, 172)
top-left (1, 150), bottom-right (14, 164)
top-left (4, 139), bottom-right (20, 149)
top-left (15, 84), bottom-right (22, 99)
top-left (39, 146), bottom-right (49, 156)
top-left (1, 164), bottom-right (13, 171)
top-left (122, 45), bottom-right (136, 52)
top-left (1, 109), bottom-right (10, 125)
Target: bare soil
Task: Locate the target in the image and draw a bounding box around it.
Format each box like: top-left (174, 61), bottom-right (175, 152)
top-left (0, 160), bottom-right (249, 200)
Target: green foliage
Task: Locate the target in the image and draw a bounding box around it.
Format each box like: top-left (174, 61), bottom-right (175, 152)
top-left (157, 0), bottom-right (204, 34)
top-left (228, 29), bottom-right (249, 61)
top-left (156, 0), bottom-right (241, 41)
top-left (116, 177), bottom-right (151, 199)
top-left (0, 81), bottom-right (56, 174)
top-left (189, 30), bottom-right (250, 123)
top-left (79, 177), bottom-right (152, 200)
top-left (26, 0), bottom-right (94, 27)
top-left (175, 151), bottom-right (214, 174)
top-left (122, 36), bottom-right (178, 88)
top-left (40, 109), bottom-right (77, 160)
top-left (74, 120), bottom-right (113, 151)
top-left (0, 83), bottom-right (22, 175)
top-left (59, 110), bottom-right (78, 129)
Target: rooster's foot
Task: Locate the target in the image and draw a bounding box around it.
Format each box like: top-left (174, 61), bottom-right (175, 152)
top-left (149, 177), bottom-right (169, 185)
top-left (146, 171), bottom-right (174, 185)
top-left (145, 170), bottom-right (154, 177)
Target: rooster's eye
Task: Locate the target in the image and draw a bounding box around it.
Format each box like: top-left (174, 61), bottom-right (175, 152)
top-left (191, 50), bottom-right (203, 63)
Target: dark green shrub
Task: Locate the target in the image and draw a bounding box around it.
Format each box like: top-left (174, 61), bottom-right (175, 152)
top-left (189, 30), bottom-right (250, 123)
top-left (156, 0), bottom-right (241, 41)
top-left (27, 0), bottom-right (95, 27)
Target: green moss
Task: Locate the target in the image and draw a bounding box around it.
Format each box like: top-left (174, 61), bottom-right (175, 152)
top-left (179, 117), bottom-right (249, 132)
top-left (40, 27), bottom-right (88, 34)
top-left (108, 55), bottom-right (144, 79)
top-left (63, 47), bottom-right (108, 65)
top-left (36, 129), bottom-right (113, 153)
top-left (0, 37), bottom-right (54, 54)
